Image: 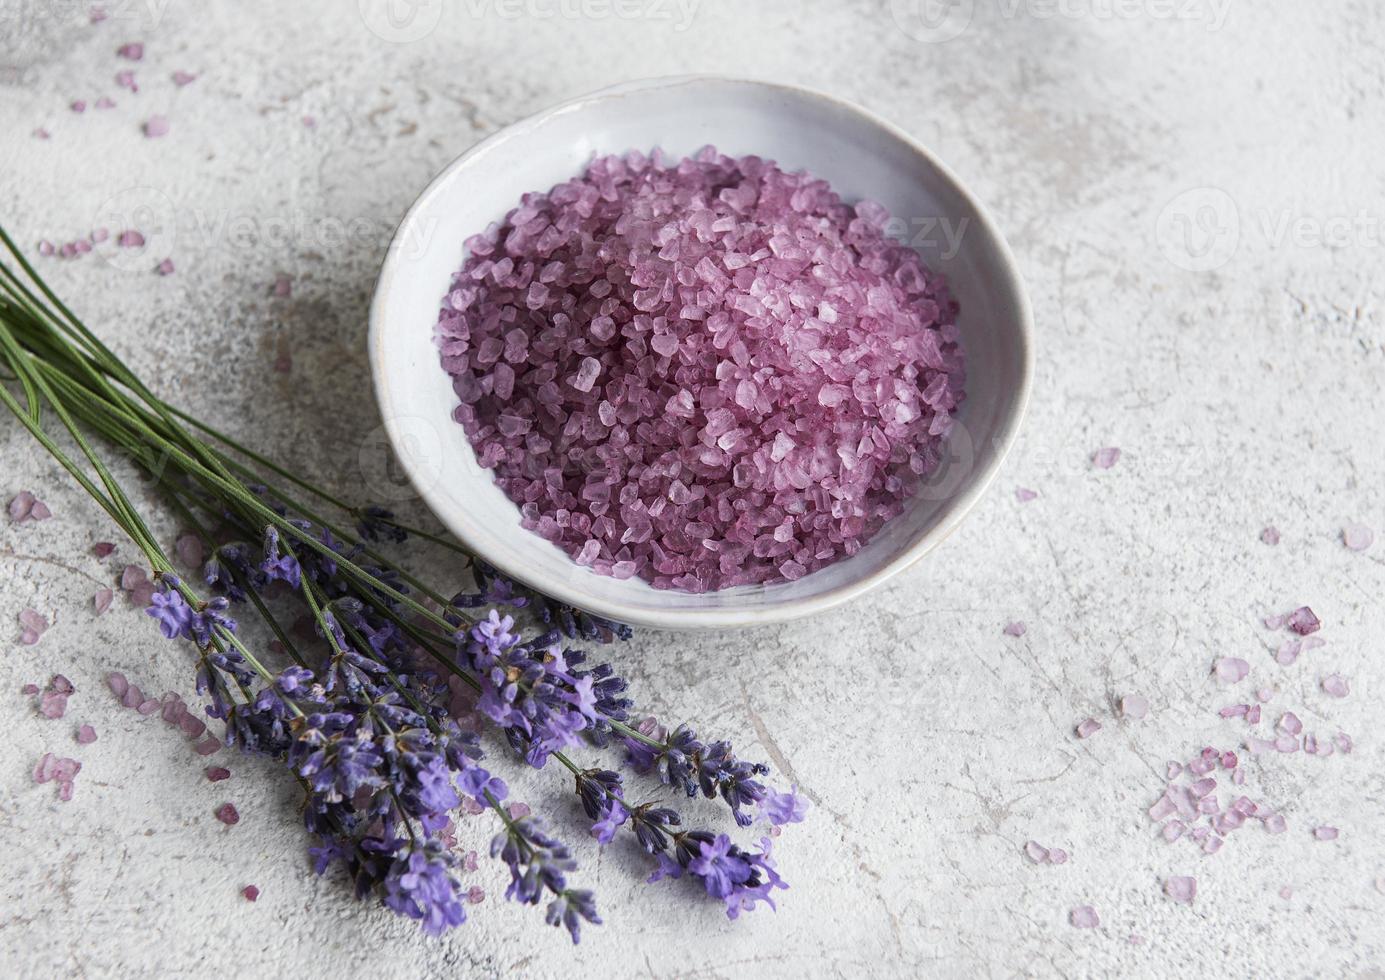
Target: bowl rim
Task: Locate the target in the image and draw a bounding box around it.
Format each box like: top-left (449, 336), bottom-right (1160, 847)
top-left (368, 74), bottom-right (1034, 630)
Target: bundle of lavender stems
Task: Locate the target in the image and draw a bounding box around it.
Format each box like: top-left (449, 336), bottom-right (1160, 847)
top-left (0, 226), bottom-right (805, 942)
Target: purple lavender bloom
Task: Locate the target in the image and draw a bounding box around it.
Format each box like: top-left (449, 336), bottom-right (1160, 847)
top-left (260, 553), bottom-right (301, 589)
top-left (759, 786), bottom-right (809, 827)
top-left (590, 798), bottom-right (628, 844)
top-left (383, 845), bottom-right (468, 936)
top-left (688, 834), bottom-right (753, 899)
top-left (145, 587), bottom-right (194, 640)
top-left (458, 764), bottom-right (507, 805)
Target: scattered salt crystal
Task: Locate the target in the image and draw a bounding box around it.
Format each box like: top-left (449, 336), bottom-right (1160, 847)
top-left (1276, 639), bottom-right (1301, 666)
top-left (1278, 885), bottom-right (1292, 900)
top-left (172, 70), bottom-right (197, 86)
top-left (1162, 821), bottom-right (1185, 842)
top-left (1092, 447), bottom-right (1121, 469)
top-left (76, 724), bottom-right (96, 744)
top-left (1149, 795), bottom-right (1176, 821)
top-left (155, 257), bottom-right (175, 275)
top-left (1341, 523), bottom-right (1374, 552)
top-left (1321, 674), bottom-right (1349, 698)
top-left (1312, 826), bottom-right (1338, 841)
top-left (116, 41), bottom-right (143, 60)
top-left (142, 115), bottom-right (169, 138)
top-left (1286, 606), bottom-right (1320, 635)
top-left (1047, 848), bottom-right (1068, 865)
top-left (116, 230), bottom-right (145, 248)
top-left (1164, 876), bottom-right (1196, 904)
top-left (107, 672), bottom-right (128, 698)
top-left (215, 802), bottom-right (240, 825)
top-left (195, 735), bottom-right (222, 756)
top-left (467, 885), bottom-right (485, 904)
top-left (1332, 732), bottom-right (1352, 754)
top-left (1255, 687), bottom-right (1272, 703)
top-left (272, 274), bottom-right (292, 297)
top-left (241, 885), bottom-right (259, 901)
top-left (1119, 694), bottom-right (1149, 720)
top-left (94, 588), bottom-right (114, 615)
top-left (175, 532), bottom-right (203, 569)
top-left (1023, 840), bottom-right (1048, 863)
top-left (206, 766), bottom-right (231, 782)
top-left (1015, 487), bottom-right (1038, 502)
top-left (1069, 905), bottom-right (1100, 928)
top-left (70, 100), bottom-right (87, 113)
top-left (115, 69), bottom-right (138, 92)
top-left (95, 96), bottom-right (115, 109)
top-left (1260, 526), bottom-right (1280, 545)
top-left (1277, 711), bottom-right (1302, 735)
top-left (1075, 718), bottom-right (1101, 739)
top-left (1201, 836), bottom-right (1223, 855)
top-left (18, 608), bottom-right (49, 645)
top-left (1214, 657), bottom-right (1249, 684)
top-left (1003, 621), bottom-right (1026, 637)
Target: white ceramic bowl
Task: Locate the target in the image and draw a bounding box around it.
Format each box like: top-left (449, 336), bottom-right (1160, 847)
top-left (369, 76), bottom-right (1032, 631)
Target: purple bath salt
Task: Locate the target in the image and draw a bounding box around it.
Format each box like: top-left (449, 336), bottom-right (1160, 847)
top-left (435, 147), bottom-right (966, 592)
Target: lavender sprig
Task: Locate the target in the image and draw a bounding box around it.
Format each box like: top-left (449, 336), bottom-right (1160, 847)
top-left (0, 226), bottom-right (804, 941)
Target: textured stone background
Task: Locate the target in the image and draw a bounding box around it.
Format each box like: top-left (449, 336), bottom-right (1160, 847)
top-left (2, 1), bottom-right (1383, 976)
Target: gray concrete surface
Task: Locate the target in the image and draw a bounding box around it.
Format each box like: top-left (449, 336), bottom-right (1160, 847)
top-left (1, 1), bottom-right (1382, 976)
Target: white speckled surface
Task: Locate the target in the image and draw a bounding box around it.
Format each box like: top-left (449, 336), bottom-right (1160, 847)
top-left (1, 2), bottom-right (1382, 977)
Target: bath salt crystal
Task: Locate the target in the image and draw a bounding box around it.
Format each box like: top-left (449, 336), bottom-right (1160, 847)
top-left (435, 148), bottom-right (964, 592)
top-left (1286, 606), bottom-right (1320, 635)
top-left (1075, 718), bottom-right (1101, 739)
top-left (1003, 621), bottom-right (1026, 637)
top-left (1312, 826), bottom-right (1338, 841)
top-left (142, 115), bottom-right (169, 138)
top-left (1341, 523), bottom-right (1373, 551)
top-left (1164, 876), bottom-right (1196, 904)
top-left (1260, 525), bottom-right (1280, 545)
top-left (1023, 840), bottom-right (1048, 863)
top-left (1119, 694), bottom-right (1149, 720)
top-left (1320, 674), bottom-right (1348, 698)
top-left (1214, 657), bottom-right (1249, 684)
top-left (1015, 487), bottom-right (1038, 502)
top-left (215, 803), bottom-right (240, 825)
top-left (1069, 906), bottom-right (1100, 928)
top-left (1092, 447), bottom-right (1121, 469)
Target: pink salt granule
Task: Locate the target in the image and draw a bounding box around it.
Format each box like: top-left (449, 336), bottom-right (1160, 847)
top-left (1341, 523), bottom-right (1373, 552)
top-left (435, 147), bottom-right (966, 592)
top-left (1091, 446), bottom-right (1121, 469)
top-left (1003, 621), bottom-right (1026, 637)
top-left (1164, 876), bottom-right (1196, 904)
top-left (1069, 905), bottom-right (1100, 928)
